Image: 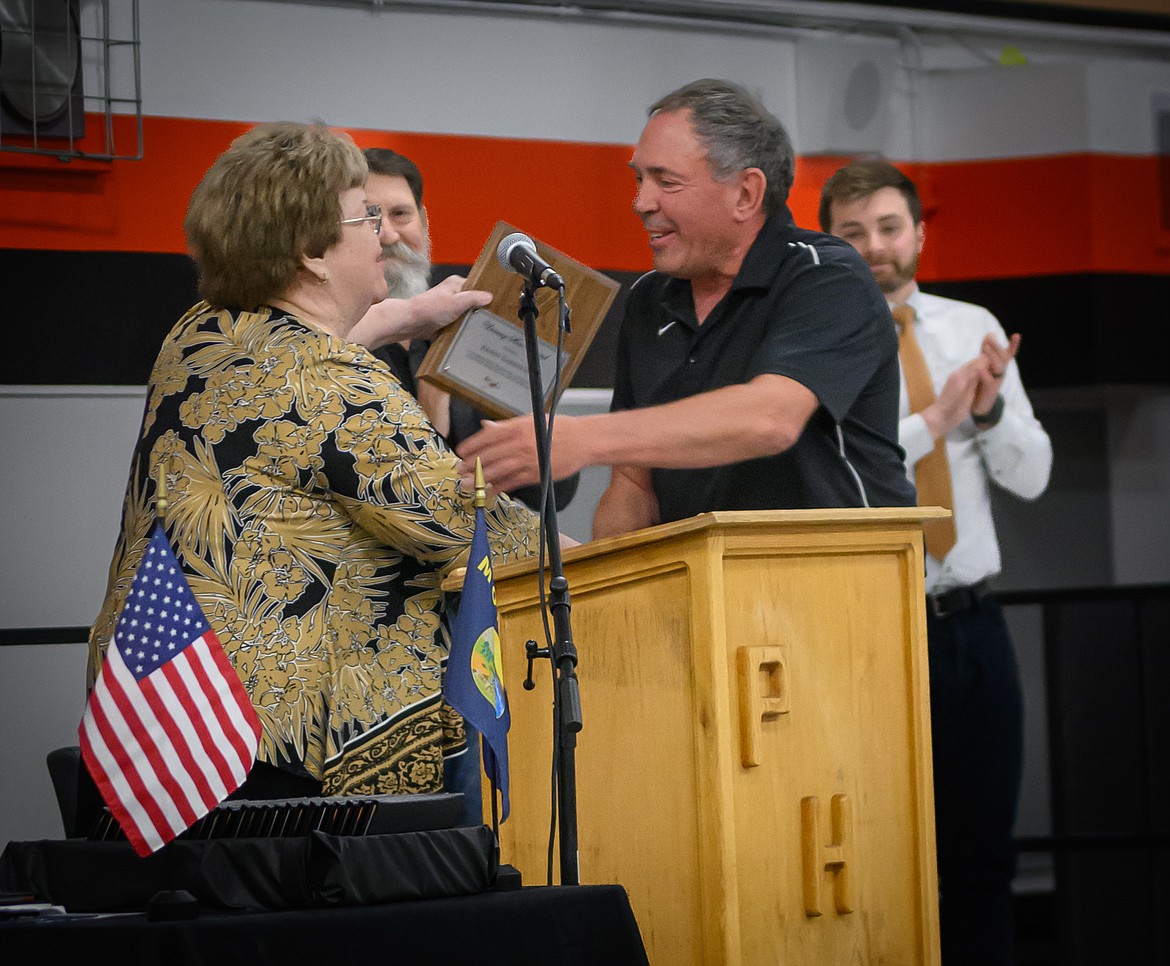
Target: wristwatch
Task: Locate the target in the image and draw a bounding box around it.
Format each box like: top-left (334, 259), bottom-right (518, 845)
top-left (972, 393), bottom-right (1005, 429)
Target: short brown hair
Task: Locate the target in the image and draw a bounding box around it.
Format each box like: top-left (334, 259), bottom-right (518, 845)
top-left (184, 122), bottom-right (368, 309)
top-left (818, 159), bottom-right (922, 233)
top-left (364, 147), bottom-right (424, 209)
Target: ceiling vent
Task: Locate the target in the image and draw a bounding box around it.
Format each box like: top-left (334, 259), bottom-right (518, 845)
top-left (794, 34), bottom-right (899, 156)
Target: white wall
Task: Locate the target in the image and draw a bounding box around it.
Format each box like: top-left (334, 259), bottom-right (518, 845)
top-left (138, 0), bottom-right (802, 143)
top-left (1, 388), bottom-right (146, 629)
top-left (0, 642), bottom-right (90, 844)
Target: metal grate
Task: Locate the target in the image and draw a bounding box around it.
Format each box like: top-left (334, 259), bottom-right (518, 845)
top-left (0, 0), bottom-right (141, 161)
top-left (89, 792), bottom-right (466, 840)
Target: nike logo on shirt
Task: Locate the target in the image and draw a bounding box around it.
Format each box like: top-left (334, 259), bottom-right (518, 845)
top-left (657, 320), bottom-right (678, 337)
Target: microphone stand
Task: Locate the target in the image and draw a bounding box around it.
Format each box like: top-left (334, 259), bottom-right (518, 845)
top-left (516, 280), bottom-right (582, 886)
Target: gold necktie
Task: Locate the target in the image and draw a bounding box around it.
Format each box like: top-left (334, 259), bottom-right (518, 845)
top-left (893, 304), bottom-right (957, 560)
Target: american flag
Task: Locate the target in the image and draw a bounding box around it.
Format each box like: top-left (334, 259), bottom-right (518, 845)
top-left (80, 523), bottom-right (261, 856)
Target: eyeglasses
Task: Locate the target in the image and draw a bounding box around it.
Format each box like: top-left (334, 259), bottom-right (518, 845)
top-left (340, 204), bottom-right (382, 232)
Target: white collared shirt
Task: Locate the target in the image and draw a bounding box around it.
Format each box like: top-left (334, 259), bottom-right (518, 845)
top-left (897, 287), bottom-right (1053, 594)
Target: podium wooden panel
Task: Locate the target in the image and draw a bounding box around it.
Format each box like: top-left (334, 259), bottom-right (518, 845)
top-left (490, 509), bottom-right (942, 966)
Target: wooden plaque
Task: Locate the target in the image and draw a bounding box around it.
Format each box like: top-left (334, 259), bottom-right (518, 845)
top-left (415, 221), bottom-right (618, 420)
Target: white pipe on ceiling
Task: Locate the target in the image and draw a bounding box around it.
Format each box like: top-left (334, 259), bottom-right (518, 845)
top-left (262, 0), bottom-right (1170, 52)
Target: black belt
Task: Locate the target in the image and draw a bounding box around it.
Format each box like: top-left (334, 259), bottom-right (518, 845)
top-left (927, 579), bottom-right (991, 619)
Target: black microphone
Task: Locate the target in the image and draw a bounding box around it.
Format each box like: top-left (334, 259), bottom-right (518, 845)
top-left (496, 232), bottom-right (564, 290)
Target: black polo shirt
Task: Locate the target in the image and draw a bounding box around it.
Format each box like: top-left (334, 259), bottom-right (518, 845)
top-left (611, 206), bottom-right (915, 523)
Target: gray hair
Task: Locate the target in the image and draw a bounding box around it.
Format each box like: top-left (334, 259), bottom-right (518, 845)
top-left (650, 78), bottom-right (795, 215)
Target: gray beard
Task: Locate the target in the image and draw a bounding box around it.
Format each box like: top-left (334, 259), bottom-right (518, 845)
top-left (381, 239), bottom-right (432, 300)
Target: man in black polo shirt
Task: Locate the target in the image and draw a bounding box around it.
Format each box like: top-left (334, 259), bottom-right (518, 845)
top-left (457, 78), bottom-right (914, 536)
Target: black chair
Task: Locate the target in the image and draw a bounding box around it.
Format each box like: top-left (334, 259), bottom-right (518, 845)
top-left (46, 745), bottom-right (101, 838)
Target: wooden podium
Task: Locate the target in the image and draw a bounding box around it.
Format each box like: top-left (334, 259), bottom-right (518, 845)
top-left (489, 509), bottom-right (942, 965)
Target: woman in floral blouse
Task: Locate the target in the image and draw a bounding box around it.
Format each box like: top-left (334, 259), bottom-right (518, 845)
top-left (87, 122), bottom-right (542, 801)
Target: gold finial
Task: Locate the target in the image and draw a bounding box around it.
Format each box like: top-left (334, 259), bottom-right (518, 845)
top-left (155, 463), bottom-right (169, 523)
top-left (474, 457), bottom-right (487, 510)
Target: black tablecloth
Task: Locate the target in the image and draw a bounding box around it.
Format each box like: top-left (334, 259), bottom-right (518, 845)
top-left (1, 828), bottom-right (498, 911)
top-left (0, 883), bottom-right (650, 965)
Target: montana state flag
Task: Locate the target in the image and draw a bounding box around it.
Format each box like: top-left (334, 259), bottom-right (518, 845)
top-left (445, 504), bottom-right (511, 821)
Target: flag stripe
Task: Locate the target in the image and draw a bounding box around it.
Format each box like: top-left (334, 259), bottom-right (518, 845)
top-left (108, 641), bottom-right (209, 827)
top-left (199, 627), bottom-right (262, 735)
top-left (180, 631), bottom-right (260, 771)
top-left (79, 712), bottom-right (164, 853)
top-left (168, 644), bottom-right (252, 792)
top-left (146, 657), bottom-right (230, 808)
top-left (158, 640), bottom-right (248, 798)
top-left (103, 642), bottom-right (204, 832)
top-left (82, 645), bottom-right (184, 852)
top-left (79, 701), bottom-right (161, 852)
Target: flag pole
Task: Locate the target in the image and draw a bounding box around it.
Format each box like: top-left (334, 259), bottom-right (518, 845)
top-left (472, 454), bottom-right (487, 506)
top-left (155, 463), bottom-right (168, 523)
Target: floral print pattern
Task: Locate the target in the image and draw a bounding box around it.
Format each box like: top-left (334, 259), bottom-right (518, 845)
top-left (89, 303), bottom-right (540, 796)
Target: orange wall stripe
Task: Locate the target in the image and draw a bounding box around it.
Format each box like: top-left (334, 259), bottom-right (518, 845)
top-left (3, 114), bottom-right (1169, 280)
top-left (793, 154), bottom-right (1170, 280)
top-left (350, 128), bottom-right (644, 271)
top-left (0, 115), bottom-right (647, 269)
top-left (0, 115), bottom-right (251, 256)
